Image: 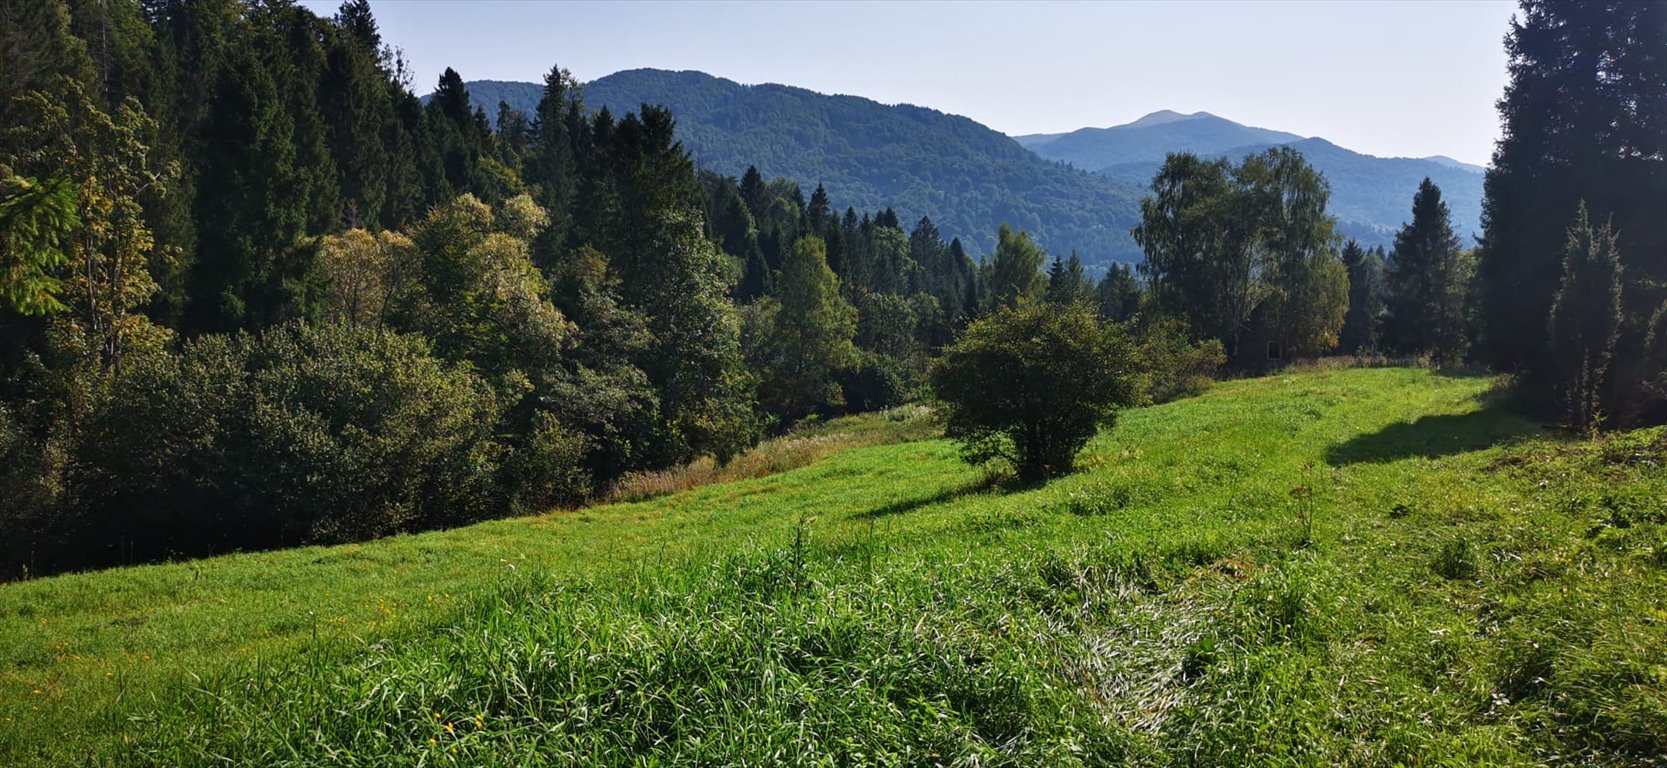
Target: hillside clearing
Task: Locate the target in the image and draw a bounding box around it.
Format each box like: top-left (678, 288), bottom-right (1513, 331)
top-left (2, 367), bottom-right (1663, 765)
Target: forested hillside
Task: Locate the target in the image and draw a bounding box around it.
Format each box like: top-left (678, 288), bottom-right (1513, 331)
top-left (462, 77), bottom-right (1487, 254)
top-left (3, 0), bottom-right (1666, 763)
top-left (454, 71), bottom-right (1147, 262)
top-left (0, 0), bottom-right (1000, 576)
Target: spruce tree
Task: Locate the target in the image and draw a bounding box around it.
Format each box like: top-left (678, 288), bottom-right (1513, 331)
top-left (1383, 178), bottom-right (1466, 361)
top-left (186, 43), bottom-right (308, 332)
top-left (1476, 1), bottom-right (1666, 404)
top-left (1045, 252), bottom-right (1090, 305)
top-left (805, 184), bottom-right (832, 237)
top-left (739, 165), bottom-right (768, 222)
top-left (1339, 240), bottom-right (1385, 354)
top-left (319, 22), bottom-right (394, 228)
top-left (424, 67), bottom-right (482, 199)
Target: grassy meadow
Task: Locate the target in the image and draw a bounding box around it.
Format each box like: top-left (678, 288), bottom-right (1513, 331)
top-left (2, 367), bottom-right (1663, 765)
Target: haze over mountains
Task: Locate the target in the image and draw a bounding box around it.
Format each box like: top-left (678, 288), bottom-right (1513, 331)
top-left (1014, 111), bottom-right (1306, 168)
top-left (455, 71), bottom-right (1484, 264)
top-left (1017, 111), bottom-right (1485, 246)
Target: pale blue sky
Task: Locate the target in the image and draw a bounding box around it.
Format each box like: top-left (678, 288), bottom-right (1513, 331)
top-left (301, 0), bottom-right (1518, 166)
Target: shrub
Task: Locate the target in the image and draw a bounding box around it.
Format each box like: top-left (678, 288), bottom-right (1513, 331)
top-left (1131, 317), bottom-right (1225, 404)
top-left (837, 350), bottom-right (912, 413)
top-left (929, 301), bottom-right (1138, 483)
top-left (67, 323), bottom-right (505, 567)
top-left (501, 410), bottom-right (593, 512)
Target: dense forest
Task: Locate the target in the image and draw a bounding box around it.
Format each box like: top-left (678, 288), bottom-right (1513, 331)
top-left (0, 0), bottom-right (1173, 575)
top-left (1, 0), bottom-right (1662, 578)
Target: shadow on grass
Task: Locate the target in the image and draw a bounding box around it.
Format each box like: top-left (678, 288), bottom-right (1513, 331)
top-left (856, 473), bottom-right (1014, 519)
top-left (1325, 401), bottom-right (1541, 465)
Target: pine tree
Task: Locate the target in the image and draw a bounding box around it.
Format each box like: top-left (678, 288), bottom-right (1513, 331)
top-left (1547, 202), bottom-right (1623, 433)
top-left (1383, 178), bottom-right (1467, 361)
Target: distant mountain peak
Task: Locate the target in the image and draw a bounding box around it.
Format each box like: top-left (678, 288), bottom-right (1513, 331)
top-left (1124, 110), bottom-right (1214, 129)
top-left (1420, 155), bottom-right (1487, 173)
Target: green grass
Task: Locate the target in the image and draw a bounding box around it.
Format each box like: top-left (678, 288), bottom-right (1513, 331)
top-left (3, 368), bottom-right (1663, 765)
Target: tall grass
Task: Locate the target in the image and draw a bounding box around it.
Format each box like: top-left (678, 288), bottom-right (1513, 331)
top-left (3, 369), bottom-right (1662, 766)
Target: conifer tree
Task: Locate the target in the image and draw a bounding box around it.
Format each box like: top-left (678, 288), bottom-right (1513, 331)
top-left (1476, 1), bottom-right (1666, 401)
top-left (738, 165), bottom-right (768, 222)
top-left (1096, 263), bottom-right (1142, 323)
top-left (186, 44), bottom-right (309, 333)
top-left (1045, 252), bottom-right (1090, 305)
top-left (1383, 178), bottom-right (1467, 361)
top-left (805, 183), bottom-right (832, 237)
top-left (424, 67), bottom-right (482, 199)
top-left (319, 25), bottom-right (393, 228)
top-left (1339, 240), bottom-right (1385, 354)
top-left (0, 171), bottom-right (78, 316)
top-left (1547, 202), bottom-right (1623, 433)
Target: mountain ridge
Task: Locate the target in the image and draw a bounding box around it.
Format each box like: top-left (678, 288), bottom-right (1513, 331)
top-left (460, 70), bottom-right (1147, 262)
top-left (447, 71), bottom-right (1486, 256)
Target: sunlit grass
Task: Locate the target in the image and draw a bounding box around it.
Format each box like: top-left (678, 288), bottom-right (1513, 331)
top-left (2, 368), bottom-right (1662, 765)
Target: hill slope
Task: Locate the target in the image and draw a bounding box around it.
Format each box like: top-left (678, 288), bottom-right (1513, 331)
top-left (1017, 111), bottom-right (1305, 169)
top-left (461, 72), bottom-right (1146, 262)
top-left (459, 78), bottom-right (1484, 254)
top-left (6, 368), bottom-right (1664, 765)
top-left (1025, 112), bottom-right (1487, 243)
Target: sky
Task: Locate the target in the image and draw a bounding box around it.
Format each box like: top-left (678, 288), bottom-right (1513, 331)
top-left (299, 0), bottom-right (1518, 166)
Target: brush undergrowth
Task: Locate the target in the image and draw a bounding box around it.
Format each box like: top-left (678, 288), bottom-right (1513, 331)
top-left (2, 368), bottom-right (1663, 766)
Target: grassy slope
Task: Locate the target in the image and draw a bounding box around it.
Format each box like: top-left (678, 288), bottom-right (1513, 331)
top-left (2, 368), bottom-right (1663, 765)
